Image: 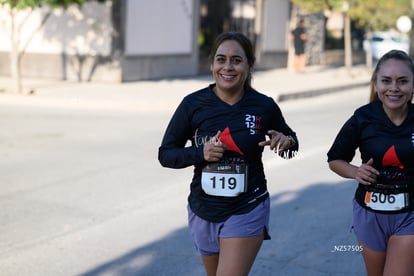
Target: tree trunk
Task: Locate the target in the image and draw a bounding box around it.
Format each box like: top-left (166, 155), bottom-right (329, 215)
top-left (9, 10), bottom-right (23, 94)
top-left (7, 7), bottom-right (51, 94)
top-left (10, 48), bottom-right (22, 94)
top-left (344, 11), bottom-right (352, 74)
top-left (254, 0), bottom-right (263, 64)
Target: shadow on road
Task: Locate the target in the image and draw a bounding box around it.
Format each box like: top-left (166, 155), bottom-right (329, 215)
top-left (80, 180), bottom-right (366, 276)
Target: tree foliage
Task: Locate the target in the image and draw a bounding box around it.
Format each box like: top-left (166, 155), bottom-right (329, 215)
top-left (348, 0), bottom-right (410, 31)
top-left (291, 0), bottom-right (411, 31)
top-left (290, 0), bottom-right (343, 13)
top-left (0, 0), bottom-right (106, 9)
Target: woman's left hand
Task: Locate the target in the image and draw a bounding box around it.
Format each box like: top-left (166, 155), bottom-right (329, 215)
top-left (258, 130), bottom-right (291, 152)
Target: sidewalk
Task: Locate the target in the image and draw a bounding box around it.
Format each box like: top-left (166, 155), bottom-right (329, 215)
top-left (0, 65), bottom-right (371, 109)
top-left (265, 65), bottom-right (371, 101)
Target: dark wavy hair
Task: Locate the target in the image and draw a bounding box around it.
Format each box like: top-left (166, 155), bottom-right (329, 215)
top-left (209, 31), bottom-right (256, 89)
top-left (369, 49), bottom-right (414, 103)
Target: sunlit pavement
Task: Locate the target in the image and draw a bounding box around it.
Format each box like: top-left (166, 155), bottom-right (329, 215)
top-left (0, 65), bottom-right (371, 275)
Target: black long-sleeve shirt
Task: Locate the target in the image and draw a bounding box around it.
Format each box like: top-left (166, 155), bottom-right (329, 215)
top-left (328, 100), bottom-right (414, 213)
top-left (159, 84), bottom-right (298, 222)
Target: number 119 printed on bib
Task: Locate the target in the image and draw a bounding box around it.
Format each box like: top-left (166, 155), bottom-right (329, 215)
top-left (201, 164), bottom-right (247, 197)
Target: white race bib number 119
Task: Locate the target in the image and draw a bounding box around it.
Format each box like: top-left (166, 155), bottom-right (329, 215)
top-left (201, 163), bottom-right (247, 197)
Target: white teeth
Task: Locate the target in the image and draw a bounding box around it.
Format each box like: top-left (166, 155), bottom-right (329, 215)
top-left (221, 74), bottom-right (235, 79)
top-left (387, 95), bottom-right (401, 100)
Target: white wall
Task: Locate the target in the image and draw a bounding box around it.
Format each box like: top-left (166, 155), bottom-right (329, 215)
top-left (125, 0), bottom-right (193, 55)
top-left (262, 0), bottom-right (289, 51)
top-left (0, 1), bottom-right (112, 55)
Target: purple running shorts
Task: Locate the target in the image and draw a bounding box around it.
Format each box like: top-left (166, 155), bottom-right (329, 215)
top-left (352, 199), bottom-right (414, 251)
top-left (187, 197), bottom-right (270, 256)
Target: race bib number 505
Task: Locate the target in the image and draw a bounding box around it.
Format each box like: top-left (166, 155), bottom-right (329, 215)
top-left (201, 163), bottom-right (247, 197)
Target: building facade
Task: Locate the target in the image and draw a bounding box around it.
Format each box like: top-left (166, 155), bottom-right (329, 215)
top-left (0, 0), bottom-right (291, 82)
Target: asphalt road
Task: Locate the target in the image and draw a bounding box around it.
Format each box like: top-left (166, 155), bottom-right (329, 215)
top-left (0, 85), bottom-right (369, 276)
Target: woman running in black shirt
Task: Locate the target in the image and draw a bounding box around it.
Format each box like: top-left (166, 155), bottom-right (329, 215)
top-left (159, 32), bottom-right (298, 276)
top-left (328, 50), bottom-right (414, 276)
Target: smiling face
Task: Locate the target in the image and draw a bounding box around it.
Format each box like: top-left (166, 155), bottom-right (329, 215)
top-left (374, 58), bottom-right (414, 113)
top-left (210, 39), bottom-right (252, 96)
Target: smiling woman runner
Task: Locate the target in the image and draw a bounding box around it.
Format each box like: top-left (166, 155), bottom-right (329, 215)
top-left (158, 31), bottom-right (298, 276)
top-left (328, 50), bottom-right (414, 276)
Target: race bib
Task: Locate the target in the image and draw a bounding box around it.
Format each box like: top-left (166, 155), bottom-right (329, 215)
top-left (201, 163), bottom-right (247, 197)
top-left (364, 191), bottom-right (408, 211)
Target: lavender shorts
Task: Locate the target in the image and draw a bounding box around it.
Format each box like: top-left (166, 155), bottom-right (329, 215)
top-left (187, 198), bottom-right (270, 256)
top-left (352, 199), bottom-right (414, 251)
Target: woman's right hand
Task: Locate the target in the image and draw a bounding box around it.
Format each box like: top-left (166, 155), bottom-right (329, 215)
top-left (355, 158), bottom-right (379, 186)
top-left (203, 130), bottom-right (226, 162)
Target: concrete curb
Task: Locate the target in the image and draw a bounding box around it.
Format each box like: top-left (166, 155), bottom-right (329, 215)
top-left (277, 81), bottom-right (370, 101)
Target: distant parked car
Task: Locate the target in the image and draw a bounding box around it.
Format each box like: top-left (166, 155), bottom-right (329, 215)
top-left (363, 31), bottom-right (409, 62)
